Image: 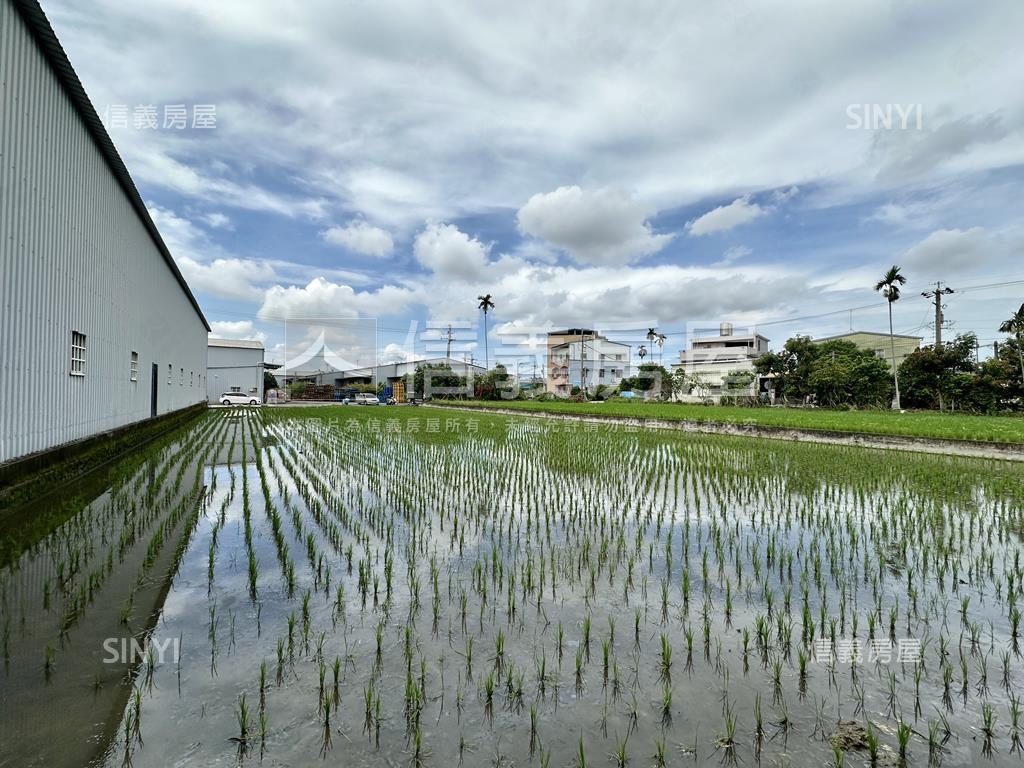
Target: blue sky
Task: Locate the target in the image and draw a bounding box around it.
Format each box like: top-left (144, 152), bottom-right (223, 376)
top-left (45, 0), bottom-right (1024, 368)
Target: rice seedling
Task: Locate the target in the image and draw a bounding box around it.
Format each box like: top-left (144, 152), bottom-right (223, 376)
top-left (1011, 694), bottom-right (1024, 754)
top-left (652, 737), bottom-right (666, 768)
top-left (234, 692), bottom-right (248, 745)
top-left (982, 701), bottom-right (998, 757)
top-left (897, 718), bottom-right (911, 762)
top-left (7, 405), bottom-right (1024, 767)
top-left (482, 671), bottom-right (495, 722)
top-left (610, 733), bottom-right (628, 767)
top-left (658, 633), bottom-right (672, 682)
top-left (865, 724), bottom-right (879, 767)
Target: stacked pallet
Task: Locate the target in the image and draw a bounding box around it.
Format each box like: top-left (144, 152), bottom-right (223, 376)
top-left (291, 385), bottom-right (336, 401)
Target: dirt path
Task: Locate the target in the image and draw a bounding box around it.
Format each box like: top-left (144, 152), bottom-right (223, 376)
top-left (425, 404), bottom-right (1024, 462)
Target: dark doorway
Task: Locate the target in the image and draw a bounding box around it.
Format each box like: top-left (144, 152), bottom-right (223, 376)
top-left (150, 362), bottom-right (159, 418)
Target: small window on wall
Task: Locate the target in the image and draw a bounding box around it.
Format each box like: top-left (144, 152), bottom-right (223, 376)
top-left (190, 371), bottom-right (194, 386)
top-left (168, 364), bottom-right (172, 384)
top-left (70, 331), bottom-right (86, 376)
top-left (130, 351), bottom-right (139, 382)
top-left (180, 367), bottom-right (184, 385)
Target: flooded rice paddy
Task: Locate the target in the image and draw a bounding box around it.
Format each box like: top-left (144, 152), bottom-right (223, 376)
top-left (2, 406), bottom-right (1024, 767)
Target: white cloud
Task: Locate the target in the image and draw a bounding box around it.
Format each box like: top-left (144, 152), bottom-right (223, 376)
top-left (687, 196), bottom-right (765, 236)
top-left (381, 342), bottom-right (417, 363)
top-left (178, 256), bottom-right (276, 301)
top-left (203, 212), bottom-right (233, 230)
top-left (257, 277), bottom-right (418, 320)
top-left (209, 320), bottom-right (266, 342)
top-left (516, 186), bottom-right (671, 266)
top-left (322, 221), bottom-right (395, 257)
top-left (148, 204), bottom-right (277, 300)
top-left (715, 245), bottom-right (753, 266)
top-left (871, 113), bottom-right (1009, 182)
top-left (413, 223), bottom-right (491, 281)
top-left (49, 0), bottom-right (1024, 228)
top-left (901, 227), bottom-right (997, 274)
top-left (418, 259), bottom-right (813, 330)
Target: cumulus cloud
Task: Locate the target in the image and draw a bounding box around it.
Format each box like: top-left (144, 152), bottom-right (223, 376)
top-left (209, 320), bottom-right (266, 343)
top-left (418, 259), bottom-right (813, 330)
top-left (258, 277), bottom-right (418, 320)
top-left (381, 342), bottom-right (417, 363)
top-left (413, 223), bottom-right (491, 280)
top-left (516, 186), bottom-right (672, 266)
top-left (322, 221), bottom-right (395, 257)
top-left (687, 196), bottom-right (765, 236)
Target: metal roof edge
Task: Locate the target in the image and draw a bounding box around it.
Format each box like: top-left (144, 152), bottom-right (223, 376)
top-left (814, 331), bottom-right (923, 342)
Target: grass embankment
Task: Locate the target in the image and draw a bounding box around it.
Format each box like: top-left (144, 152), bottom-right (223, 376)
top-left (448, 399), bottom-right (1024, 444)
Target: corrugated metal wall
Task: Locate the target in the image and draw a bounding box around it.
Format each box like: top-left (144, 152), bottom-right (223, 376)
top-left (0, 0), bottom-right (208, 464)
top-left (206, 346), bottom-right (264, 402)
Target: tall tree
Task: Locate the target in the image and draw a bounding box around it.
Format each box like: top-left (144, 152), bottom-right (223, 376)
top-left (477, 294), bottom-right (495, 370)
top-left (999, 302), bottom-right (1024, 386)
top-left (874, 265), bottom-right (907, 410)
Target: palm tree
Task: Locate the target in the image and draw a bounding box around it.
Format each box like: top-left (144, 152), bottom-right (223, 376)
top-left (999, 302), bottom-right (1024, 386)
top-left (874, 265), bottom-right (907, 410)
top-left (637, 345), bottom-right (648, 361)
top-left (477, 294), bottom-right (495, 370)
top-left (655, 333), bottom-right (667, 363)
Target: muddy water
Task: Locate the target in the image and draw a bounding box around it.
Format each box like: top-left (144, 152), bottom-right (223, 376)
top-left (3, 407), bottom-right (1024, 767)
top-left (0, 411), bottom-right (241, 767)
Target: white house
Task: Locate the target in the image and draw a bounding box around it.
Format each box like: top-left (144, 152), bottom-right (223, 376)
top-left (0, 0), bottom-right (209, 466)
top-left (548, 336), bottom-right (631, 396)
top-left (672, 324), bottom-right (769, 402)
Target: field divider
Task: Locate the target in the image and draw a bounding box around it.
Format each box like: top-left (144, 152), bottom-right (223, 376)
top-left (423, 404), bottom-right (1024, 462)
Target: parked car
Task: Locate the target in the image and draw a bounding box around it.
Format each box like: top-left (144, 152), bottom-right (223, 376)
top-left (352, 393), bottom-right (382, 405)
top-left (220, 392), bottom-right (260, 406)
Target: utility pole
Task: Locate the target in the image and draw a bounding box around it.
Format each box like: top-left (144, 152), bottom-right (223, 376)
top-left (921, 281), bottom-right (954, 347)
top-left (444, 324), bottom-right (453, 360)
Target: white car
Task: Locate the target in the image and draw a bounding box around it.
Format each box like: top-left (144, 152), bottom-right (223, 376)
top-left (352, 393), bottom-right (382, 405)
top-left (220, 392), bottom-right (260, 406)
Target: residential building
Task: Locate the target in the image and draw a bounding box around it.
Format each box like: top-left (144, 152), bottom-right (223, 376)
top-left (813, 331), bottom-right (922, 371)
top-left (546, 330), bottom-right (630, 396)
top-left (671, 324), bottom-right (769, 402)
top-left (546, 329), bottom-right (598, 394)
top-left (207, 338), bottom-right (266, 403)
top-left (0, 0), bottom-right (209, 466)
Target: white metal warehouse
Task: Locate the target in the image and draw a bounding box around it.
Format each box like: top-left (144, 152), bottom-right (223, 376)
top-left (0, 0), bottom-right (210, 465)
top-left (207, 338), bottom-right (266, 403)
